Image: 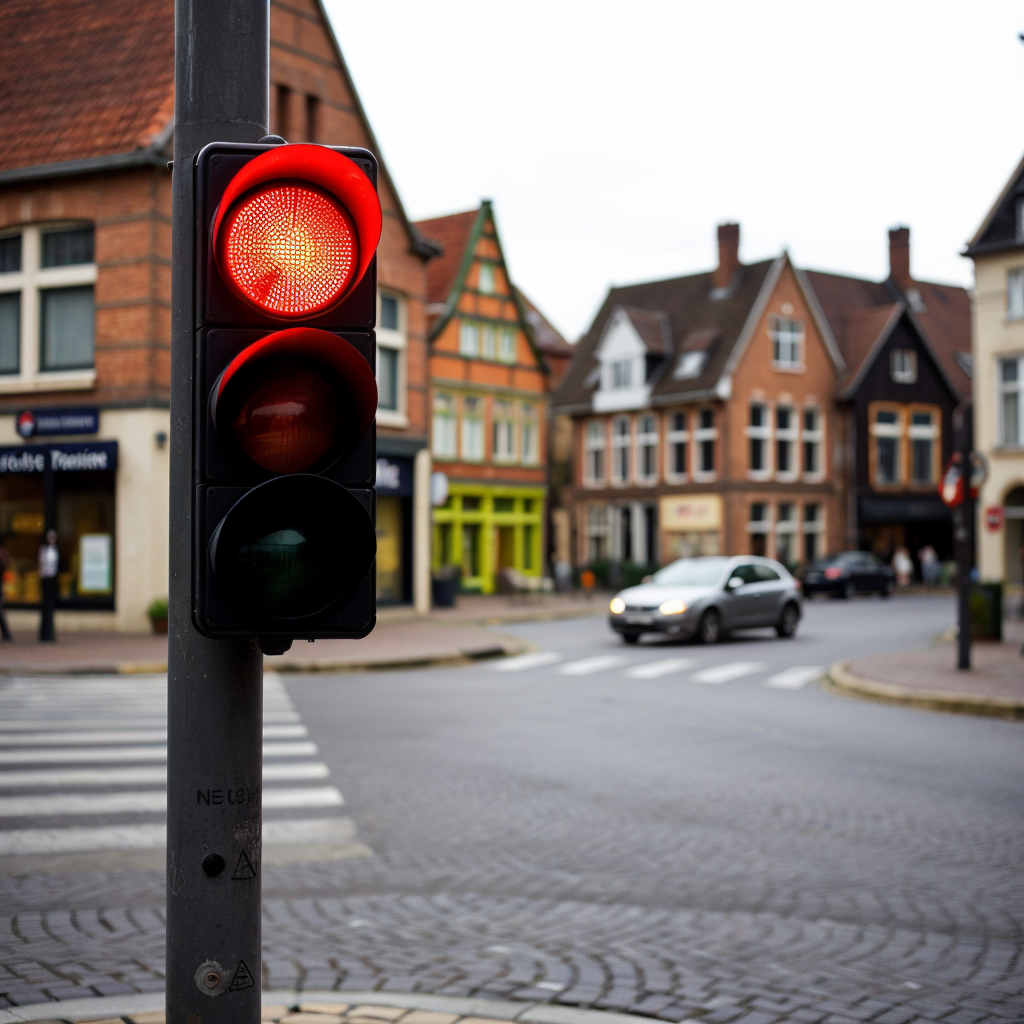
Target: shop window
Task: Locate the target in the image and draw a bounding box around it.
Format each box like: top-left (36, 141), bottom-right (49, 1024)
top-left (999, 357), bottom-right (1023, 446)
top-left (891, 349), bottom-right (918, 384)
top-left (459, 322), bottom-right (479, 357)
top-left (667, 411), bottom-right (688, 477)
top-left (802, 407), bottom-right (822, 477)
top-left (499, 328), bottom-right (516, 363)
top-left (0, 225), bottom-right (97, 388)
top-left (492, 400), bottom-right (516, 462)
top-left (611, 416), bottom-right (631, 482)
top-left (375, 495), bottom-right (403, 603)
top-left (461, 397), bottom-right (484, 461)
top-left (747, 402), bottom-right (769, 475)
top-left (696, 408), bottom-right (716, 477)
top-left (636, 414), bottom-right (658, 483)
top-left (770, 315), bottom-right (803, 369)
top-left (521, 403), bottom-right (539, 465)
top-left (0, 473), bottom-right (44, 606)
top-left (585, 420), bottom-right (606, 483)
top-left (775, 405), bottom-right (796, 477)
top-left (522, 498), bottom-right (535, 513)
top-left (432, 393), bottom-right (456, 458)
top-left (461, 495), bottom-right (481, 511)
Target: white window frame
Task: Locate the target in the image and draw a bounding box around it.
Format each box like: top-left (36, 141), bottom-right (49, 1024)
top-left (891, 348), bottom-right (918, 384)
top-left (665, 411), bottom-right (689, 481)
top-left (769, 315), bottom-right (804, 371)
top-left (635, 413), bottom-right (658, 485)
top-left (499, 328), bottom-right (516, 364)
top-left (908, 408), bottom-right (939, 485)
top-left (802, 503), bottom-right (825, 563)
top-left (997, 356), bottom-right (1024, 447)
top-left (376, 290), bottom-right (407, 427)
top-left (610, 358), bottom-right (633, 389)
top-left (460, 396), bottom-right (485, 462)
top-left (871, 406), bottom-right (904, 486)
top-left (611, 415), bottom-right (631, 484)
top-left (482, 324), bottom-right (497, 360)
top-left (478, 262), bottom-right (495, 294)
top-left (0, 224), bottom-right (98, 394)
top-left (492, 399), bottom-right (516, 463)
top-left (585, 420), bottom-right (606, 485)
top-left (747, 501), bottom-right (772, 535)
top-left (746, 401), bottom-right (772, 481)
top-left (774, 404), bottom-right (798, 481)
top-left (459, 321), bottom-right (479, 357)
top-left (521, 402), bottom-right (540, 466)
top-left (801, 405), bottom-right (824, 480)
top-left (432, 392), bottom-right (457, 459)
top-left (694, 408), bottom-right (717, 481)
top-left (774, 502), bottom-right (797, 565)
top-left (586, 503), bottom-right (609, 562)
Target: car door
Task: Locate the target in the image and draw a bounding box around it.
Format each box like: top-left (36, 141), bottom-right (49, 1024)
top-left (722, 563), bottom-right (761, 628)
top-left (751, 563), bottom-right (786, 624)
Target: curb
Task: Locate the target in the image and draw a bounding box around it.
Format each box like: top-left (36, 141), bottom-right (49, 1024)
top-left (0, 989), bottom-right (652, 1024)
top-left (824, 660), bottom-right (1024, 720)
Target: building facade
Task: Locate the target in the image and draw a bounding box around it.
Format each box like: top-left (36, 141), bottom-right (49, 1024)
top-left (552, 225), bottom-right (846, 576)
top-left (415, 203), bottom-right (551, 593)
top-left (967, 153), bottom-right (1024, 594)
top-left (0, 0), bottom-right (436, 631)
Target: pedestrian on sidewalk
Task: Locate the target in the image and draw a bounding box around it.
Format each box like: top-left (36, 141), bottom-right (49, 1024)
top-left (0, 544), bottom-right (12, 642)
top-left (38, 529), bottom-right (58, 643)
top-left (918, 544), bottom-right (939, 587)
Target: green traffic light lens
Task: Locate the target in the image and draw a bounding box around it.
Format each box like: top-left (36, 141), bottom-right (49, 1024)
top-left (210, 475), bottom-right (375, 620)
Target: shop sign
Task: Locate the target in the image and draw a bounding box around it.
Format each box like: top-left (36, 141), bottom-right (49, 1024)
top-left (0, 441), bottom-right (118, 474)
top-left (660, 493), bottom-right (722, 532)
top-left (375, 456), bottom-right (412, 496)
top-left (985, 506), bottom-right (1004, 531)
top-left (16, 406), bottom-right (100, 438)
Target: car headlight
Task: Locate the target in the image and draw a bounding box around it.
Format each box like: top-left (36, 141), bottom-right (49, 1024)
top-left (658, 599), bottom-right (687, 615)
top-left (609, 597), bottom-right (625, 614)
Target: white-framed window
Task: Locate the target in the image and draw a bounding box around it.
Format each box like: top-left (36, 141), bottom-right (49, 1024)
top-left (432, 393), bottom-right (456, 458)
top-left (748, 501), bottom-right (770, 556)
top-left (611, 415), bottom-right (631, 483)
top-left (769, 315), bottom-right (803, 369)
top-left (775, 502), bottom-right (797, 567)
top-left (587, 503), bottom-right (608, 562)
top-left (695, 408), bottom-right (716, 478)
top-left (802, 503), bottom-right (824, 563)
top-left (775, 405), bottom-right (797, 479)
top-left (0, 224), bottom-right (97, 392)
top-left (666, 411), bottom-right (689, 478)
top-left (1009, 269), bottom-right (1024, 321)
top-left (636, 414), bottom-right (658, 483)
top-left (872, 407), bottom-right (902, 485)
top-left (891, 348), bottom-right (918, 384)
top-left (376, 291), bottom-right (407, 424)
top-left (459, 321), bottom-right (479, 357)
top-left (478, 262), bottom-right (495, 294)
top-left (998, 356), bottom-right (1023, 446)
top-left (461, 396), bottom-right (484, 461)
top-left (802, 406), bottom-right (823, 477)
top-left (610, 359), bottom-right (632, 389)
top-left (909, 409), bottom-right (938, 484)
top-left (521, 402), bottom-right (539, 465)
top-left (585, 420), bottom-right (606, 483)
top-left (499, 328), bottom-right (516, 363)
top-left (482, 324), bottom-right (497, 360)
top-left (675, 351), bottom-right (705, 379)
top-left (492, 399), bottom-right (516, 462)
top-left (747, 401), bottom-right (770, 477)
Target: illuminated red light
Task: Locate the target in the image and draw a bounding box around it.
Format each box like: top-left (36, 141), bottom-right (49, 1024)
top-left (222, 184), bottom-right (357, 316)
top-left (823, 567), bottom-right (844, 579)
top-left (229, 358), bottom-right (341, 472)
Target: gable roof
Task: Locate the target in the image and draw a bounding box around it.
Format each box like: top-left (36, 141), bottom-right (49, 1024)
top-left (803, 268), bottom-right (970, 399)
top-left (0, 0), bottom-right (174, 177)
top-left (965, 149), bottom-right (1024, 257)
top-left (416, 207), bottom-right (482, 308)
top-left (516, 289), bottom-right (572, 359)
top-left (616, 307), bottom-right (671, 355)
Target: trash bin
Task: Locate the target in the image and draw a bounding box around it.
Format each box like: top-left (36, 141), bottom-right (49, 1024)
top-left (969, 582), bottom-right (1003, 641)
top-left (431, 566), bottom-right (460, 608)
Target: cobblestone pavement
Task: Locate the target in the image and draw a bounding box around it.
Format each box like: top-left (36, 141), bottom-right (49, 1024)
top-left (1, 597), bottom-right (1022, 1024)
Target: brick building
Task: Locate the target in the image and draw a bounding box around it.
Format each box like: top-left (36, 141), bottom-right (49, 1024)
top-left (0, 0), bottom-right (436, 630)
top-left (415, 203), bottom-right (554, 593)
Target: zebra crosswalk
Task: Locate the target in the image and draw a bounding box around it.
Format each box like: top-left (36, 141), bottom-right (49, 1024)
top-left (0, 672), bottom-right (364, 861)
top-left (493, 651), bottom-right (824, 689)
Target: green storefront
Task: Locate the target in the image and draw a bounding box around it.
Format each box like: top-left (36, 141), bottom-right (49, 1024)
top-left (432, 483), bottom-right (545, 593)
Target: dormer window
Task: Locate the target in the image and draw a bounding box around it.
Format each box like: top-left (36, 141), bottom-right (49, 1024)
top-left (611, 359), bottom-right (632, 388)
top-left (891, 349), bottom-right (917, 384)
top-left (675, 351), bottom-right (705, 379)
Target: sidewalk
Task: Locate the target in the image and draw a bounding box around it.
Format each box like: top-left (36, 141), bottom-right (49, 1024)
top-left (826, 618), bottom-right (1024, 719)
top-left (0, 592), bottom-right (606, 676)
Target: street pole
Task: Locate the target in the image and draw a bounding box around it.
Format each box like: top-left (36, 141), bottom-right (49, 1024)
top-left (954, 403), bottom-right (973, 671)
top-left (166, 4), bottom-right (269, 1023)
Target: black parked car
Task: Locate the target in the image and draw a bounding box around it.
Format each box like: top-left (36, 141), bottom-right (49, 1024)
top-left (800, 551), bottom-right (895, 598)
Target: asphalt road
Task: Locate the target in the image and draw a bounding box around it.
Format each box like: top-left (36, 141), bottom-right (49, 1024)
top-left (1, 594), bottom-right (1022, 1024)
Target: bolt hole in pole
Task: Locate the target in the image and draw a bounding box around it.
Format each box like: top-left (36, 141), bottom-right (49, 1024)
top-left (203, 853), bottom-right (226, 877)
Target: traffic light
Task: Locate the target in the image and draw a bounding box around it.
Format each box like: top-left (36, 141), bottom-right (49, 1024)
top-left (192, 141), bottom-right (381, 649)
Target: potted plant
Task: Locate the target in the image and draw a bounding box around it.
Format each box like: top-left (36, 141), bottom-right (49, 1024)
top-left (147, 597), bottom-right (169, 634)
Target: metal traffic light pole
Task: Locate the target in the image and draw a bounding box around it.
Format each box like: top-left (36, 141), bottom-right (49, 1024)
top-left (167, 2), bottom-right (269, 1022)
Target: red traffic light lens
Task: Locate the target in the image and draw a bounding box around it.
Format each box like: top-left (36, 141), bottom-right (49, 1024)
top-left (222, 183), bottom-right (357, 316)
top-left (229, 357), bottom-right (342, 473)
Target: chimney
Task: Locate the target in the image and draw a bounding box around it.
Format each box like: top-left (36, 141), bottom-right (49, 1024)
top-left (713, 223), bottom-right (740, 291)
top-left (888, 226), bottom-right (911, 290)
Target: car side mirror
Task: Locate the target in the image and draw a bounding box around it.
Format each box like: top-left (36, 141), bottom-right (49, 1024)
top-left (641, 575), bottom-right (653, 584)
top-left (726, 576), bottom-right (744, 591)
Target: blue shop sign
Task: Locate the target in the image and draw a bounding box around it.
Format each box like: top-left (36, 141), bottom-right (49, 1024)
top-left (16, 406), bottom-right (100, 438)
top-left (0, 441), bottom-right (118, 475)
top-left (375, 456), bottom-right (413, 496)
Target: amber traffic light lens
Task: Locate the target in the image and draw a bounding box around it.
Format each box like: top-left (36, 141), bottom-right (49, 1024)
top-left (229, 357), bottom-right (342, 473)
top-left (223, 183), bottom-right (357, 316)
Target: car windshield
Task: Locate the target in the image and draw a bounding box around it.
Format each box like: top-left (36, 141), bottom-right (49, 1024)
top-left (651, 557), bottom-right (730, 587)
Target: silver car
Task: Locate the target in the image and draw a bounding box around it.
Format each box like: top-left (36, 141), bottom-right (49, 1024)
top-left (608, 555), bottom-right (802, 645)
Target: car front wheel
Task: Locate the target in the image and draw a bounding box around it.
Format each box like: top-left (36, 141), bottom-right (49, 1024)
top-left (776, 602), bottom-right (799, 638)
top-left (621, 633), bottom-right (640, 645)
top-left (698, 609), bottom-right (721, 645)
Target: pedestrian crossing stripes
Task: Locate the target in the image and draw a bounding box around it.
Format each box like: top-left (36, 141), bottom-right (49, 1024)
top-left (492, 651), bottom-right (825, 690)
top-left (0, 672), bottom-right (361, 859)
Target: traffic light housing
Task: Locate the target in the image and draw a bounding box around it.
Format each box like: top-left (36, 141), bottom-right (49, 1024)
top-left (192, 141), bottom-right (380, 646)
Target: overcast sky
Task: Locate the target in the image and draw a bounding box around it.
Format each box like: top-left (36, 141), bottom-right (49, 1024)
top-left (323, 1), bottom-right (1024, 341)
